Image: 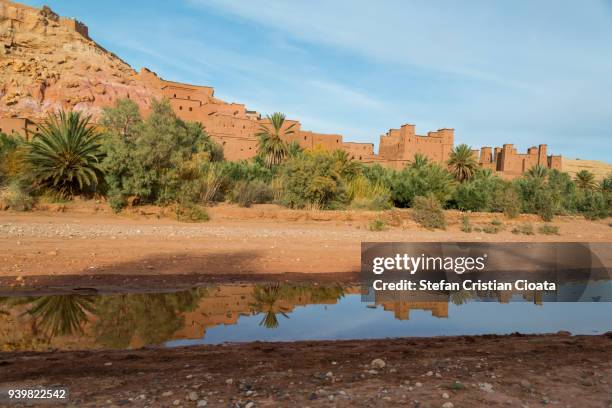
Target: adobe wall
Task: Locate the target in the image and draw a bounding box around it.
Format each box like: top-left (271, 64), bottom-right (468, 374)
top-left (474, 143), bottom-right (561, 177)
top-left (1, 67), bottom-right (562, 178)
top-left (0, 117), bottom-right (38, 140)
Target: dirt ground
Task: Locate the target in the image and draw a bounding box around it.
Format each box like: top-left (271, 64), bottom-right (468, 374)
top-left (0, 333), bottom-right (610, 407)
top-left (1, 203), bottom-right (611, 408)
top-left (1, 202), bottom-right (610, 288)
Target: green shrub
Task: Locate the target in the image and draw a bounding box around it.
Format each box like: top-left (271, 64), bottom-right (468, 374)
top-left (533, 189), bottom-right (556, 221)
top-left (0, 181), bottom-right (34, 211)
top-left (511, 223), bottom-right (534, 235)
top-left (390, 163), bottom-right (455, 208)
top-left (175, 203), bottom-right (209, 222)
top-left (412, 195), bottom-right (446, 230)
top-left (347, 175), bottom-right (392, 210)
top-left (368, 217), bottom-right (387, 231)
top-left (491, 184), bottom-right (521, 218)
top-left (230, 180), bottom-right (274, 207)
top-left (278, 150), bottom-right (349, 209)
top-left (482, 224), bottom-right (502, 234)
top-left (491, 217), bottom-right (502, 226)
top-left (538, 224), bottom-right (559, 235)
top-left (0, 132), bottom-right (26, 184)
top-left (576, 190), bottom-right (609, 220)
top-left (460, 214), bottom-right (472, 232)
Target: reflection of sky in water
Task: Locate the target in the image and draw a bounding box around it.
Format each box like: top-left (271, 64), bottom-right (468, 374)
top-left (166, 295), bottom-right (612, 348)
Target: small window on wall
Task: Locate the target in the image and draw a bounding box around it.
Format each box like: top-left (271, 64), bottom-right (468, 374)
top-left (179, 106), bottom-right (182, 110)
top-left (174, 94), bottom-right (176, 98)
top-left (304, 136), bottom-right (307, 140)
top-left (189, 107), bottom-right (192, 111)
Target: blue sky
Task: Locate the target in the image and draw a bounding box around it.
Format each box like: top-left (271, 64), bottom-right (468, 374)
top-left (23, 0), bottom-right (612, 160)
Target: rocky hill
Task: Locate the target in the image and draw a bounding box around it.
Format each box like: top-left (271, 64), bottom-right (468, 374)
top-left (0, 0), bottom-right (160, 119)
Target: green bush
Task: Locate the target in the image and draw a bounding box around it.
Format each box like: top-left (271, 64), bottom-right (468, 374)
top-left (0, 181), bottom-right (34, 211)
top-left (460, 215), bottom-right (472, 233)
top-left (278, 150), bottom-right (349, 209)
top-left (347, 175), bottom-right (392, 210)
top-left (390, 163), bottom-right (455, 208)
top-left (175, 203), bottom-right (209, 222)
top-left (230, 180), bottom-right (274, 207)
top-left (538, 224), bottom-right (559, 235)
top-left (368, 217), bottom-right (387, 231)
top-left (511, 223), bottom-right (535, 235)
top-left (533, 189), bottom-right (556, 221)
top-left (454, 170), bottom-right (504, 212)
top-left (412, 195), bottom-right (446, 230)
top-left (482, 224), bottom-right (501, 234)
top-left (576, 190), bottom-right (609, 220)
top-left (0, 132), bottom-right (26, 185)
top-left (490, 184), bottom-right (521, 218)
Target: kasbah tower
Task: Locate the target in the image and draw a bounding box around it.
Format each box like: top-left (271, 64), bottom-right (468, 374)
top-left (0, 1), bottom-right (561, 179)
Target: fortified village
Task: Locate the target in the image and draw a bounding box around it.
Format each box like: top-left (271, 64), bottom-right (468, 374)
top-left (0, 0), bottom-right (562, 178)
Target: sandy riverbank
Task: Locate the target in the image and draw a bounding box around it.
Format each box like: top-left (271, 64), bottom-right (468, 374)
top-left (1, 203), bottom-right (610, 285)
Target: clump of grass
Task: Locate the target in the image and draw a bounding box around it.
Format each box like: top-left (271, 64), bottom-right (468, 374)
top-left (176, 203), bottom-right (209, 223)
top-left (460, 214), bottom-right (472, 233)
top-left (368, 216), bottom-right (387, 231)
top-left (0, 181), bottom-right (34, 211)
top-left (538, 224), bottom-right (559, 235)
top-left (511, 223), bottom-right (535, 235)
top-left (482, 225), bottom-right (501, 234)
top-left (412, 195), bottom-right (446, 230)
top-left (491, 218), bottom-right (502, 226)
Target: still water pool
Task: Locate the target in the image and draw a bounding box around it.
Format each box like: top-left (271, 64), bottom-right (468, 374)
top-left (1, 282), bottom-right (610, 352)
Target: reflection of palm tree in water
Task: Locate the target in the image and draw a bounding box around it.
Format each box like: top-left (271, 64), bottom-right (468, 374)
top-left (250, 284), bottom-right (290, 329)
top-left (25, 295), bottom-right (95, 337)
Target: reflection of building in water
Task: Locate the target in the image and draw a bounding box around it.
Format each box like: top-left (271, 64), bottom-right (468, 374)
top-left (379, 301), bottom-right (448, 320)
top-left (173, 285), bottom-right (352, 340)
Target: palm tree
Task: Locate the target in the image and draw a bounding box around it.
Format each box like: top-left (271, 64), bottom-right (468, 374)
top-left (526, 164), bottom-right (548, 180)
top-left (256, 112), bottom-right (295, 167)
top-left (409, 153), bottom-right (429, 170)
top-left (574, 170), bottom-right (597, 191)
top-left (250, 283), bottom-right (290, 329)
top-left (27, 111), bottom-right (105, 197)
top-left (447, 144), bottom-right (478, 182)
top-left (26, 295), bottom-right (95, 337)
top-left (287, 140), bottom-right (303, 158)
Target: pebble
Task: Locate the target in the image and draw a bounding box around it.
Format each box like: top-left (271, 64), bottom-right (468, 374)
top-left (442, 392), bottom-right (449, 399)
top-left (442, 403), bottom-right (454, 408)
top-left (245, 402), bottom-right (255, 408)
top-left (371, 359), bottom-right (386, 369)
top-left (172, 400), bottom-right (180, 406)
top-left (225, 378), bottom-right (233, 385)
top-left (415, 382), bottom-right (423, 388)
top-left (196, 401), bottom-right (208, 407)
top-left (479, 382), bottom-right (494, 393)
top-left (188, 391), bottom-right (198, 401)
top-left (162, 391), bottom-right (173, 397)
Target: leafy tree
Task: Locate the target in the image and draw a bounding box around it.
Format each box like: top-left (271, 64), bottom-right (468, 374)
top-left (574, 170), bottom-right (597, 191)
top-left (101, 99), bottom-right (223, 210)
top-left (447, 144), bottom-right (478, 182)
top-left (256, 112), bottom-right (295, 167)
top-left (27, 111), bottom-right (105, 197)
